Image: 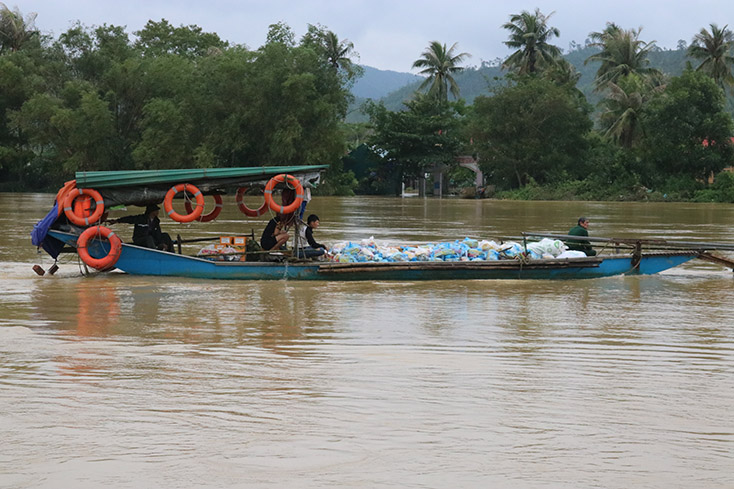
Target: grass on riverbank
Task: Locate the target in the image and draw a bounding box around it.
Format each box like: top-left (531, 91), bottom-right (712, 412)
top-left (494, 172), bottom-right (734, 203)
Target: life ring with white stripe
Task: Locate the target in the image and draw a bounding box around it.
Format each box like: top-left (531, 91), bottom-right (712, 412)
top-left (184, 194), bottom-right (223, 222)
top-left (164, 183), bottom-right (205, 223)
top-left (77, 226), bottom-right (122, 270)
top-left (235, 186), bottom-right (268, 217)
top-left (64, 188), bottom-right (105, 226)
top-left (263, 174), bottom-right (303, 215)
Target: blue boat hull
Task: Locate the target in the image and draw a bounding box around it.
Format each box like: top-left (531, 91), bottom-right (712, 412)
top-left (48, 230), bottom-right (698, 281)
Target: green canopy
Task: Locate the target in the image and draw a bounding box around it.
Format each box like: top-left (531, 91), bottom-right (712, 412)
top-left (75, 165), bottom-right (328, 189)
top-left (73, 165), bottom-right (327, 208)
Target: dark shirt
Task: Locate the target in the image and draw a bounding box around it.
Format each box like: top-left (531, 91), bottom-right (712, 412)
top-left (305, 226), bottom-right (325, 249)
top-left (260, 217), bottom-right (280, 250)
top-left (567, 225), bottom-right (595, 256)
top-left (117, 213), bottom-right (164, 245)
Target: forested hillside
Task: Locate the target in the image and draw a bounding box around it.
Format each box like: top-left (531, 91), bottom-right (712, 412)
top-left (347, 46), bottom-right (734, 123)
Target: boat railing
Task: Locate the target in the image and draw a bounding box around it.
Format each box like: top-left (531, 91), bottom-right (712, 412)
top-left (520, 232), bottom-right (734, 252)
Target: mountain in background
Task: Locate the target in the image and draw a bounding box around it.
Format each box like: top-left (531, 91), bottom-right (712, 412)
top-left (351, 65), bottom-right (421, 99)
top-left (346, 47), bottom-right (733, 123)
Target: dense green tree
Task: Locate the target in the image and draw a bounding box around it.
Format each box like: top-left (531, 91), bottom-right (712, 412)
top-left (468, 77), bottom-right (593, 188)
top-left (239, 23), bottom-right (351, 165)
top-left (502, 8), bottom-right (561, 75)
top-left (585, 23), bottom-right (662, 90)
top-left (266, 21), bottom-right (296, 47)
top-left (412, 41), bottom-right (469, 101)
top-left (641, 69), bottom-right (734, 184)
top-left (132, 97), bottom-right (194, 169)
top-left (0, 26), bottom-right (49, 186)
top-left (56, 24), bottom-right (136, 85)
top-left (365, 94), bottom-right (466, 189)
top-left (11, 81), bottom-right (118, 173)
top-left (687, 23), bottom-right (734, 92)
top-left (134, 19), bottom-right (227, 57)
top-left (0, 14), bottom-right (357, 188)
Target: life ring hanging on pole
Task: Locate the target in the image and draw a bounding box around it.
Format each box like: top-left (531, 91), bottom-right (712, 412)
top-left (263, 174), bottom-right (304, 215)
top-left (235, 186), bottom-right (268, 217)
top-left (184, 194), bottom-right (223, 222)
top-left (164, 183), bottom-right (205, 223)
top-left (77, 226), bottom-right (122, 270)
top-left (64, 188), bottom-right (105, 226)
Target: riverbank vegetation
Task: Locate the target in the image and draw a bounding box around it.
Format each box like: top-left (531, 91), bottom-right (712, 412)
top-left (2, 4), bottom-right (734, 201)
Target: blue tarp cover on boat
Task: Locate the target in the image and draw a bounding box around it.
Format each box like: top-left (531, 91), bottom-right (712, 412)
top-left (31, 202), bottom-right (65, 259)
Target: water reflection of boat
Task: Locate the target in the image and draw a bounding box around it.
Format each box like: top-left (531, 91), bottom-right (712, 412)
top-left (32, 166), bottom-right (733, 281)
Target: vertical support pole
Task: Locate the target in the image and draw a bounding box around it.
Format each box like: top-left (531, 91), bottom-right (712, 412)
top-left (631, 241), bottom-right (642, 269)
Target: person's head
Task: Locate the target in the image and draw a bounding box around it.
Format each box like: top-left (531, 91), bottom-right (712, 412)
top-left (146, 204), bottom-right (160, 218)
top-left (307, 214), bottom-right (320, 228)
top-left (578, 216), bottom-right (589, 229)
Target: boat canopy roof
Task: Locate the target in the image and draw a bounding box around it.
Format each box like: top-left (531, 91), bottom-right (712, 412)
top-left (74, 165), bottom-right (328, 208)
top-left (76, 165), bottom-right (328, 189)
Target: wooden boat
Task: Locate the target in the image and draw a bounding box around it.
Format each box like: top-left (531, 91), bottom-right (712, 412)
top-left (42, 229), bottom-right (703, 280)
top-left (32, 166), bottom-right (733, 280)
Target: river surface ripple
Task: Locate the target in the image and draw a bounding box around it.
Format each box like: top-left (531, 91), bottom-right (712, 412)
top-left (1, 193), bottom-right (733, 488)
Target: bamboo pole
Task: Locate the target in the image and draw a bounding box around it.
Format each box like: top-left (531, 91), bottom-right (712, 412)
top-left (697, 252), bottom-right (734, 269)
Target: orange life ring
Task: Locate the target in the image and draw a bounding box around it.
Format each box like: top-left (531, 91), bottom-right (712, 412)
top-left (164, 183), bottom-right (205, 223)
top-left (56, 180), bottom-right (77, 217)
top-left (64, 188), bottom-right (105, 226)
top-left (263, 174), bottom-right (304, 215)
top-left (235, 186), bottom-right (268, 217)
top-left (77, 226), bottom-right (122, 270)
top-left (184, 194), bottom-right (223, 222)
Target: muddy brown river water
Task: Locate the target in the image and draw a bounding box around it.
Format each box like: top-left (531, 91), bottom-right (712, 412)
top-left (2, 193), bottom-right (733, 488)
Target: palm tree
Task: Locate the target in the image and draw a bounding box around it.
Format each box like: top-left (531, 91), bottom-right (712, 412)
top-left (687, 23), bottom-right (734, 92)
top-left (302, 26), bottom-right (362, 82)
top-left (502, 8), bottom-right (562, 75)
top-left (0, 2), bottom-right (37, 53)
top-left (598, 74), bottom-right (662, 148)
top-left (323, 30), bottom-right (356, 70)
top-left (543, 58), bottom-right (581, 85)
top-left (585, 24), bottom-right (662, 91)
top-left (412, 41), bottom-right (470, 101)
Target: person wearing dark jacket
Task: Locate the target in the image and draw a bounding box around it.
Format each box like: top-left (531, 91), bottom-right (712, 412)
top-left (109, 204), bottom-right (173, 252)
top-left (297, 214), bottom-right (327, 259)
top-left (567, 216), bottom-right (597, 256)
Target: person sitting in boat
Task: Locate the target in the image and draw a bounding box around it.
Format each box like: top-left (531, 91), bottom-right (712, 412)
top-left (108, 204), bottom-right (174, 252)
top-left (260, 215), bottom-right (291, 251)
top-left (296, 214), bottom-right (327, 259)
top-left (567, 216), bottom-right (597, 256)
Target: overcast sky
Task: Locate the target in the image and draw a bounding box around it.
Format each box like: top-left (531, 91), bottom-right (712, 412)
top-left (16, 0), bottom-right (734, 72)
